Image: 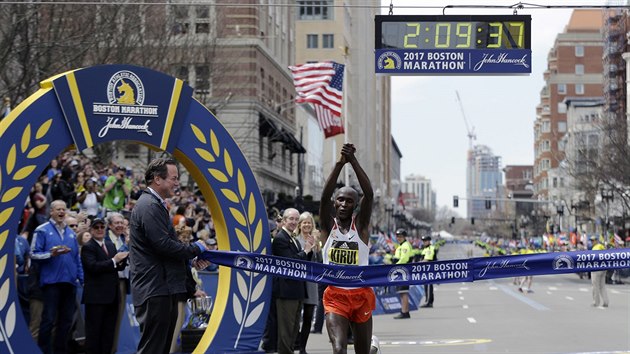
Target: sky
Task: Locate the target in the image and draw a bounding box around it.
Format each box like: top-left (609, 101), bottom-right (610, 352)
top-left (382, 1), bottom-right (606, 217)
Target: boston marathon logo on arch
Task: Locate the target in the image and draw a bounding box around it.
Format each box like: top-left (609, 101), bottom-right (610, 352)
top-left (52, 65), bottom-right (192, 151)
top-left (0, 64), bottom-right (271, 353)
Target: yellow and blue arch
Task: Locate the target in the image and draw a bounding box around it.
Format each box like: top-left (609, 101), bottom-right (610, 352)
top-left (0, 65), bottom-right (271, 353)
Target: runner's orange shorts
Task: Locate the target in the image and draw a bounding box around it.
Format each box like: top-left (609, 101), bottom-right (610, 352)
top-left (323, 286), bottom-right (376, 323)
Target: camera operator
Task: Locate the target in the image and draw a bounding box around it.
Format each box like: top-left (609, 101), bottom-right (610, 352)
top-left (103, 168), bottom-right (132, 213)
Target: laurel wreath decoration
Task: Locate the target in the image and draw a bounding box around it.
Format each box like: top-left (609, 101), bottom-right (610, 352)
top-left (0, 119), bottom-right (52, 354)
top-left (191, 123), bottom-right (267, 346)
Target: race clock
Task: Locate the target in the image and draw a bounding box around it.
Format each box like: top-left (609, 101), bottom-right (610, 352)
top-left (375, 15), bottom-right (532, 75)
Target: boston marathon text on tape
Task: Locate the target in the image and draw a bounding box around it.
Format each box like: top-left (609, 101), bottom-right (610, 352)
top-left (576, 250), bottom-right (630, 270)
top-left (252, 256), bottom-right (308, 279)
top-left (411, 262), bottom-right (470, 282)
top-left (200, 249), bottom-right (630, 287)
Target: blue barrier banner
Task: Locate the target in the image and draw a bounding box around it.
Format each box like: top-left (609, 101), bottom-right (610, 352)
top-left (200, 249), bottom-right (630, 287)
top-left (200, 250), bottom-right (471, 287)
top-left (473, 249), bottom-right (630, 280)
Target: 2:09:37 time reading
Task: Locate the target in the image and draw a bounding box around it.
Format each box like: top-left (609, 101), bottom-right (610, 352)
top-left (382, 21), bottom-right (526, 50)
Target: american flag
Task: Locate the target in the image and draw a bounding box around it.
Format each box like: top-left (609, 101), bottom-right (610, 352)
top-left (375, 232), bottom-right (390, 251)
top-left (289, 61), bottom-right (345, 138)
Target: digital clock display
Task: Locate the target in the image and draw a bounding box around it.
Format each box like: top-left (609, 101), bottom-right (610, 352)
top-left (375, 15), bottom-right (532, 75)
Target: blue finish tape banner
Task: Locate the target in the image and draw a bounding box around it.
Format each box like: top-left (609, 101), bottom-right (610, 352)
top-left (200, 249), bottom-right (630, 287)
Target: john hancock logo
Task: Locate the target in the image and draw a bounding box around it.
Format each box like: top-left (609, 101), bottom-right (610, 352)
top-left (92, 70), bottom-right (158, 138)
top-left (388, 266), bottom-right (409, 282)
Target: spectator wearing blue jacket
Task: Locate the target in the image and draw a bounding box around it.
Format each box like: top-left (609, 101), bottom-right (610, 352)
top-left (31, 200), bottom-right (84, 354)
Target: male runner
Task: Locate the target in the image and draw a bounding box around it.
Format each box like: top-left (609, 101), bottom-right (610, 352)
top-left (319, 143), bottom-right (375, 354)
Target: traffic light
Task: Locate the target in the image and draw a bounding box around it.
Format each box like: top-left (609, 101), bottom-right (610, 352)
top-left (453, 195), bottom-right (459, 208)
top-left (471, 217), bottom-right (475, 225)
top-left (451, 216), bottom-right (455, 224)
top-left (485, 199), bottom-right (491, 209)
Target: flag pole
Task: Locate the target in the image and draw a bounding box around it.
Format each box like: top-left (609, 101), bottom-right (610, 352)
top-left (342, 62), bottom-right (350, 187)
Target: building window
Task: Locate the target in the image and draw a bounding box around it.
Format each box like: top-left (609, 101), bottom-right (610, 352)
top-left (575, 64), bottom-right (584, 75)
top-left (542, 140), bottom-right (550, 151)
top-left (541, 159), bottom-right (550, 170)
top-left (322, 34), bottom-right (334, 48)
top-left (575, 83), bottom-right (584, 95)
top-left (176, 66), bottom-right (189, 85)
top-left (557, 83), bottom-right (566, 94)
top-left (195, 65), bottom-right (210, 93)
top-left (552, 177), bottom-right (558, 188)
top-left (558, 121), bottom-right (567, 133)
top-left (195, 6), bottom-right (210, 33)
top-left (307, 34), bottom-right (318, 48)
top-left (260, 68), bottom-right (265, 96)
top-left (575, 45), bottom-right (584, 57)
top-left (171, 5), bottom-right (211, 35)
top-left (542, 120), bottom-right (551, 133)
top-left (298, 0), bottom-right (332, 20)
top-left (172, 5), bottom-right (190, 34)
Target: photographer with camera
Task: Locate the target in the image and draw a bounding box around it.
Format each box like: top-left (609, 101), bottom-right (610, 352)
top-left (103, 167), bottom-right (132, 213)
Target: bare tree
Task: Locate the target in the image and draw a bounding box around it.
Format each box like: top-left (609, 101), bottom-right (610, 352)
top-left (564, 108), bottom-right (630, 217)
top-left (0, 2), bottom-right (248, 166)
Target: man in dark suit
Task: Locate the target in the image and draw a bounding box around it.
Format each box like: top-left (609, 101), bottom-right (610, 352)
top-left (81, 218), bottom-right (128, 354)
top-left (129, 158), bottom-right (208, 354)
top-left (272, 208), bottom-right (314, 354)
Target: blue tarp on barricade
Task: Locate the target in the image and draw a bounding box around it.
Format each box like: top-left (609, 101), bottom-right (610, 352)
top-left (373, 285), bottom-right (424, 315)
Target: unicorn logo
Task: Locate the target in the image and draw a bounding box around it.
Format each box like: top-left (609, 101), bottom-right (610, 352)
top-left (377, 51), bottom-right (402, 70)
top-left (387, 266), bottom-right (410, 282)
top-left (383, 57), bottom-right (395, 69)
top-left (553, 254), bottom-right (574, 270)
top-left (106, 70), bottom-right (145, 105)
top-left (116, 79), bottom-right (136, 104)
top-left (235, 256), bottom-right (254, 270)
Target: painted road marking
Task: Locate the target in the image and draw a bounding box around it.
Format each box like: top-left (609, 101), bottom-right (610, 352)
top-left (467, 317), bottom-right (477, 323)
top-left (565, 296), bottom-right (574, 301)
top-left (378, 338), bottom-right (492, 347)
top-left (462, 304), bottom-right (469, 309)
top-left (459, 296), bottom-right (465, 300)
top-left (496, 283), bottom-right (549, 311)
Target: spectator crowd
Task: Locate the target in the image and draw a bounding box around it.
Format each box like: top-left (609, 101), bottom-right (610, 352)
top-left (15, 151), bottom-right (220, 354)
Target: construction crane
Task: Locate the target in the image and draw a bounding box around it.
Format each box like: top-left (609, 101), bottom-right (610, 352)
top-left (455, 90), bottom-right (476, 150)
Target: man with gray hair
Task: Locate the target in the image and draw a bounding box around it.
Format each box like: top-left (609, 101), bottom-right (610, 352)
top-left (31, 200), bottom-right (83, 354)
top-left (272, 208), bottom-right (314, 354)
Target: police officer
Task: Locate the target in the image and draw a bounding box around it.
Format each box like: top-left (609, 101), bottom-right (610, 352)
top-left (420, 235), bottom-right (436, 308)
top-left (392, 228), bottom-right (413, 319)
